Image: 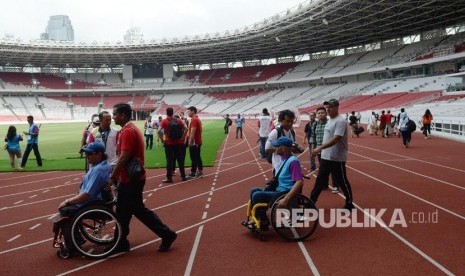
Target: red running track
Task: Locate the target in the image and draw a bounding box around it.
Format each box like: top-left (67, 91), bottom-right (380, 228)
top-left (0, 123), bottom-right (464, 275)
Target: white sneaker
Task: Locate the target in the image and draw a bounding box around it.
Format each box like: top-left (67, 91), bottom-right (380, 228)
top-left (331, 186), bottom-right (339, 194)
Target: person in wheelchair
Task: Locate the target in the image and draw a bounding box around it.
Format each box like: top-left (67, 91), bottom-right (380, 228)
top-left (53, 142), bottom-right (112, 258)
top-left (247, 136), bottom-right (304, 230)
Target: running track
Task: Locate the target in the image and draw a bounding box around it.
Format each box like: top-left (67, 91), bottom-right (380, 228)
top-left (0, 123), bottom-right (464, 275)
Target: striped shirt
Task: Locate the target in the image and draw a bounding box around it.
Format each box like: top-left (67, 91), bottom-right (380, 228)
top-left (312, 120), bottom-right (327, 148)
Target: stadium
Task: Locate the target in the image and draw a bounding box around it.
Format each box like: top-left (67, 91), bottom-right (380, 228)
top-left (1, 0), bottom-right (464, 275)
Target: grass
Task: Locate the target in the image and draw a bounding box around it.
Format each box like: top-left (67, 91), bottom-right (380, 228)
top-left (0, 120), bottom-right (226, 172)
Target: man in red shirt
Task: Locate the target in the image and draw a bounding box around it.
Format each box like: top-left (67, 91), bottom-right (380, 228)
top-left (186, 106), bottom-right (203, 178)
top-left (379, 110), bottom-right (387, 137)
top-left (384, 110), bottom-right (393, 137)
top-left (158, 107), bottom-right (188, 183)
top-left (110, 103), bottom-right (177, 253)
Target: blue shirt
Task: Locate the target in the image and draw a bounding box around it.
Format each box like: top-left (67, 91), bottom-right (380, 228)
top-left (276, 155), bottom-right (302, 192)
top-left (78, 160), bottom-right (112, 206)
top-left (5, 134), bottom-right (22, 152)
top-left (27, 124), bottom-right (40, 144)
top-left (236, 117), bottom-right (243, 128)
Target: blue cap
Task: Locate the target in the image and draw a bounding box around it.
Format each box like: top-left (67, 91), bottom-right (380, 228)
top-left (271, 136), bottom-right (294, 147)
top-left (81, 142), bottom-right (105, 154)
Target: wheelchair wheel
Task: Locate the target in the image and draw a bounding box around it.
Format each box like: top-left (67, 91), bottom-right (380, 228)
top-left (270, 194), bottom-right (318, 242)
top-left (71, 205), bottom-right (122, 259)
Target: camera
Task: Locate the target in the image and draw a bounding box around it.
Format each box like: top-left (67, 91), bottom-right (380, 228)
top-left (291, 143), bottom-right (305, 154)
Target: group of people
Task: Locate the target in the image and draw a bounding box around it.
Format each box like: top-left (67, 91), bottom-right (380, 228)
top-left (4, 115), bottom-right (42, 171)
top-left (55, 103), bottom-right (208, 258)
top-left (367, 108), bottom-right (434, 148)
top-left (247, 100), bottom-right (355, 229)
top-left (157, 106), bottom-right (204, 183)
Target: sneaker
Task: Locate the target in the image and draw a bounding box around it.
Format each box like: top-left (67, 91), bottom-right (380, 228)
top-left (106, 239), bottom-right (130, 254)
top-left (17, 167), bottom-right (24, 171)
top-left (162, 179), bottom-right (173, 183)
top-left (158, 231), bottom-right (177, 252)
top-left (181, 177), bottom-right (187, 181)
top-left (196, 171), bottom-right (203, 178)
top-left (342, 203), bottom-right (355, 210)
top-left (331, 186), bottom-right (339, 194)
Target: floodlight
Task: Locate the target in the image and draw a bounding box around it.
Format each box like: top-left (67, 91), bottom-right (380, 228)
top-left (322, 18), bottom-right (329, 25)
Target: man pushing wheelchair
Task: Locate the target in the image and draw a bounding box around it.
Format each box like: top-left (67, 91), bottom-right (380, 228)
top-left (52, 142), bottom-right (113, 258)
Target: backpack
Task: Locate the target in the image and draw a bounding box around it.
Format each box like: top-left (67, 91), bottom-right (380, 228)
top-left (266, 126), bottom-right (296, 164)
top-left (406, 119), bottom-right (417, 133)
top-left (168, 118), bottom-right (184, 140)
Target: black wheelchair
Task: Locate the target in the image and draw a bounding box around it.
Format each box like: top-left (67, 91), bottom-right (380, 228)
top-left (52, 200), bottom-right (122, 259)
top-left (242, 193), bottom-right (318, 241)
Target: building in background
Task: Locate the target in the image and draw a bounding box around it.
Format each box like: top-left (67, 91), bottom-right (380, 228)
top-left (124, 26), bottom-right (144, 44)
top-left (40, 15), bottom-right (74, 41)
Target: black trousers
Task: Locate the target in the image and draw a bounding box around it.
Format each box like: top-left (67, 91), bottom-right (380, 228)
top-left (310, 159), bottom-right (353, 205)
top-left (189, 145), bottom-right (203, 175)
top-left (145, 134), bottom-right (153, 149)
top-left (116, 179), bottom-right (172, 241)
top-left (164, 144), bottom-right (186, 179)
top-left (21, 143), bottom-right (42, 167)
top-left (236, 127), bottom-right (243, 138)
top-left (224, 124), bottom-right (229, 134)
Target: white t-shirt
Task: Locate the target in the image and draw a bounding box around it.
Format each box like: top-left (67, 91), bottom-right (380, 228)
top-left (87, 127), bottom-right (119, 165)
top-left (145, 121), bottom-right (156, 135)
top-left (265, 128), bottom-right (295, 170)
top-left (258, 115), bottom-right (272, 138)
top-left (321, 115), bottom-right (348, 162)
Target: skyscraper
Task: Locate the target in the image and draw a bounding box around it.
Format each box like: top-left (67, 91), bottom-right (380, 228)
top-left (41, 15), bottom-right (74, 41)
top-left (124, 26), bottom-right (144, 44)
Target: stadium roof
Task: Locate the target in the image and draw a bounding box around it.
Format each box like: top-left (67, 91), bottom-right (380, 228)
top-left (1, 0), bottom-right (465, 68)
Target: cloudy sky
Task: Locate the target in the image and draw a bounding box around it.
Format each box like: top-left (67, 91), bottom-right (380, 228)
top-left (1, 0), bottom-right (304, 42)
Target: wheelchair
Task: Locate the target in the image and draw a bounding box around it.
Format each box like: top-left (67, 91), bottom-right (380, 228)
top-left (53, 200), bottom-right (122, 259)
top-left (242, 193), bottom-right (318, 241)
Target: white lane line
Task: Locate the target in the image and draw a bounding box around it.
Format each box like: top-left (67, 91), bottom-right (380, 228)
top-left (357, 203), bottom-right (453, 275)
top-left (28, 195), bottom-right (37, 199)
top-left (298, 242), bottom-right (320, 276)
top-left (347, 165), bottom-right (465, 221)
top-left (202, 212), bottom-right (208, 220)
top-left (42, 190), bottom-right (49, 193)
top-left (350, 151), bottom-right (465, 190)
top-left (350, 143), bottom-right (465, 173)
top-left (55, 205), bottom-right (246, 275)
top-left (7, 235), bottom-right (21, 242)
top-left (29, 223), bottom-right (41, 230)
top-left (205, 204), bottom-right (209, 209)
top-left (184, 225), bottom-right (204, 276)
top-left (14, 200), bottom-right (24, 205)
top-left (207, 198), bottom-right (211, 202)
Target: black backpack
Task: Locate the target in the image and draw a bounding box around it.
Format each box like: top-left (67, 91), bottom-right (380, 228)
top-left (406, 119), bottom-right (417, 133)
top-left (168, 118), bottom-right (184, 140)
top-left (266, 126), bottom-right (296, 164)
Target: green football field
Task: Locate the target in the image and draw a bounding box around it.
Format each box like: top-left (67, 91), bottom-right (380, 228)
top-left (0, 120), bottom-right (225, 172)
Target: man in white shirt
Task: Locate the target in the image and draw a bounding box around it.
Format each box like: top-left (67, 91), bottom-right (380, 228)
top-left (257, 108), bottom-right (273, 159)
top-left (144, 116), bottom-right (156, 150)
top-left (265, 109), bottom-right (296, 171)
top-left (87, 111), bottom-right (118, 167)
top-left (310, 99), bottom-right (354, 210)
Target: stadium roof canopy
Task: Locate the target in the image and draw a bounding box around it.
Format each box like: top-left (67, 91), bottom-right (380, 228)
top-left (1, 0), bottom-right (465, 68)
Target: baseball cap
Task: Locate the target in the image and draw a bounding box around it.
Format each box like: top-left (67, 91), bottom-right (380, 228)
top-left (323, 99), bottom-right (339, 107)
top-left (271, 136), bottom-right (294, 147)
top-left (80, 142), bottom-right (105, 154)
top-left (92, 116), bottom-right (100, 124)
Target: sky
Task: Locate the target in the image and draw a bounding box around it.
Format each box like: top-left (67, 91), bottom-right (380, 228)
top-left (1, 0), bottom-right (305, 43)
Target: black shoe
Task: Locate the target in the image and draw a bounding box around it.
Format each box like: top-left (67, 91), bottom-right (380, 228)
top-left (106, 239), bottom-right (130, 254)
top-left (158, 231), bottom-right (177, 252)
top-left (162, 179), bottom-right (173, 183)
top-left (342, 203), bottom-right (355, 210)
top-left (181, 177), bottom-right (187, 181)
